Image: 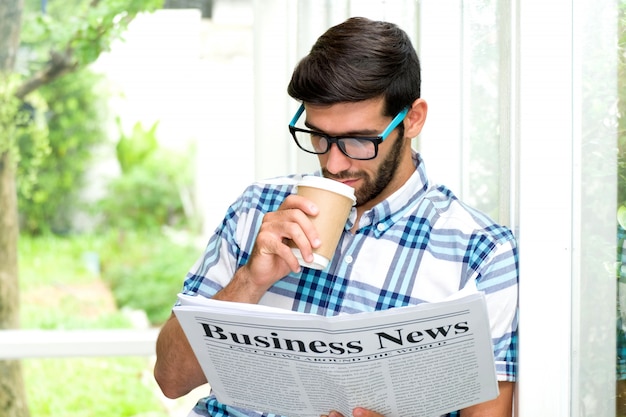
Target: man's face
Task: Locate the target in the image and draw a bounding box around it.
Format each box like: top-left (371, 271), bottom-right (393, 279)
top-left (303, 98), bottom-right (412, 209)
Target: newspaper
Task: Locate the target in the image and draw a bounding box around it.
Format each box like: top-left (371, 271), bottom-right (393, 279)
top-left (173, 289), bottom-right (498, 417)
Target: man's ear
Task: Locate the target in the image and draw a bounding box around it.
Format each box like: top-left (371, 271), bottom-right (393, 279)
top-left (404, 98), bottom-right (428, 138)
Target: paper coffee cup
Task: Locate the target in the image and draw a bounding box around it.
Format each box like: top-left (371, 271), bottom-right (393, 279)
top-left (290, 176), bottom-right (356, 270)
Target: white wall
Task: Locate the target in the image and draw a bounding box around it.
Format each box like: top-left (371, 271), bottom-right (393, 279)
top-left (95, 9), bottom-right (205, 149)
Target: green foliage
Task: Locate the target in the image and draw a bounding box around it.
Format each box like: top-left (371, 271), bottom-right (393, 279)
top-left (96, 124), bottom-right (196, 231)
top-left (0, 75), bottom-right (50, 190)
top-left (17, 68), bottom-right (107, 235)
top-left (99, 230), bottom-right (199, 325)
top-left (18, 234), bottom-right (102, 286)
top-left (21, 0), bottom-right (165, 68)
top-left (24, 357), bottom-right (168, 417)
top-left (18, 233), bottom-right (131, 329)
top-left (116, 120), bottom-right (159, 174)
top-left (618, 2), bottom-right (626, 208)
top-left (13, 0), bottom-right (165, 235)
top-left (0, 76), bottom-right (24, 157)
top-left (96, 159), bottom-right (184, 230)
top-left (19, 233), bottom-right (174, 416)
top-left (19, 230), bottom-right (199, 328)
top-left (10, 1), bottom-right (182, 416)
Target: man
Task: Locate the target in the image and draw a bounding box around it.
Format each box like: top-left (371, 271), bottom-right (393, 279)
top-left (154, 16), bottom-right (518, 417)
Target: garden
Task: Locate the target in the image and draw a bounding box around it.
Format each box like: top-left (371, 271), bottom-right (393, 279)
top-left (12, 64), bottom-right (204, 415)
top-left (19, 231), bottom-right (200, 417)
top-left (0, 2), bottom-right (209, 415)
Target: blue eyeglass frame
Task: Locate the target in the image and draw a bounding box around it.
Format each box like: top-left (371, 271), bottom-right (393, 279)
top-left (288, 103), bottom-right (409, 141)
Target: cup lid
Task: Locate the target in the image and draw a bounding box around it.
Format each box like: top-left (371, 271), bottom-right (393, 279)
top-left (291, 248), bottom-right (329, 270)
top-left (298, 176), bottom-right (356, 204)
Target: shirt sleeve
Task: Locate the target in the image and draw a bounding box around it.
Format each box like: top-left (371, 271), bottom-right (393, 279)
top-left (178, 179), bottom-right (295, 302)
top-left (476, 237), bottom-right (519, 381)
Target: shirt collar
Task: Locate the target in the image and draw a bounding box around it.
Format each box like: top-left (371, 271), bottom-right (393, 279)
top-left (355, 151), bottom-right (429, 235)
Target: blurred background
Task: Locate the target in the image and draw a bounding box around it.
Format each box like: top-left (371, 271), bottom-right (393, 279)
top-left (0, 0), bottom-right (622, 416)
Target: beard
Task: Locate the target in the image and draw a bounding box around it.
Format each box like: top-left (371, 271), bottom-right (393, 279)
top-left (323, 131), bottom-right (406, 207)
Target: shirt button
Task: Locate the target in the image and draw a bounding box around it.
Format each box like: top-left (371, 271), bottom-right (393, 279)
top-left (377, 223), bottom-right (385, 231)
top-left (345, 255), bottom-right (353, 264)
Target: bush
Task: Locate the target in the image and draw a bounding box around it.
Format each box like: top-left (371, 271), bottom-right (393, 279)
top-left (99, 230), bottom-right (200, 325)
top-left (95, 121), bottom-right (197, 232)
top-left (20, 231), bottom-right (201, 327)
top-left (17, 68), bottom-right (108, 235)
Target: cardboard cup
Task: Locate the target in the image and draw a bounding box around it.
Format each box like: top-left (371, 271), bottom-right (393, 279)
top-left (290, 176), bottom-right (356, 270)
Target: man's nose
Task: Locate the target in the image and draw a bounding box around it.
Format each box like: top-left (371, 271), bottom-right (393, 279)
top-left (324, 143), bottom-right (352, 175)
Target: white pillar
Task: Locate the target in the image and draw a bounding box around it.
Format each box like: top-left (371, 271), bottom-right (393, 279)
top-left (252, 0), bottom-right (295, 180)
top-left (516, 1), bottom-right (574, 415)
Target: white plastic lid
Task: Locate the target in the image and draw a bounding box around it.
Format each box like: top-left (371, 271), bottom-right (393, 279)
top-left (298, 176), bottom-right (356, 204)
top-left (291, 248), bottom-right (329, 270)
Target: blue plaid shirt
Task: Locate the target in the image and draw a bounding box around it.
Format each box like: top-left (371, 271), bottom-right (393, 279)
top-left (181, 153), bottom-right (519, 417)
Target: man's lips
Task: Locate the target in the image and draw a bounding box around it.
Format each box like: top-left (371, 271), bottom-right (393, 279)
top-left (324, 172), bottom-right (361, 187)
top-left (338, 178), bottom-right (359, 187)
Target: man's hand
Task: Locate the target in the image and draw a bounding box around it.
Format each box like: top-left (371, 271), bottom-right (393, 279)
top-left (322, 409), bottom-right (384, 417)
top-left (321, 381), bottom-right (514, 417)
top-left (214, 194), bottom-right (322, 304)
top-left (155, 194), bottom-right (324, 397)
top-left (250, 193), bottom-right (321, 276)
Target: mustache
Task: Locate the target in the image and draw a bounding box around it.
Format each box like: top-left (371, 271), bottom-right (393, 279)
top-left (322, 169), bottom-right (366, 180)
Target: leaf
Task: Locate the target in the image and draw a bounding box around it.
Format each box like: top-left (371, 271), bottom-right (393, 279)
top-left (618, 205), bottom-right (626, 230)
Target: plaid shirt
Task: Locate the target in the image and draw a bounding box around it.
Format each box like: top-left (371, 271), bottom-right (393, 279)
top-left (181, 152), bottom-right (519, 417)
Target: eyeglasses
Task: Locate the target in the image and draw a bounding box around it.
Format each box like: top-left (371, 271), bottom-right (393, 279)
top-left (288, 104), bottom-right (409, 160)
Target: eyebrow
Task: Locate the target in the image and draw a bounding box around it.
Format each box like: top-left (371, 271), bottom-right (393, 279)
top-left (303, 121), bottom-right (380, 137)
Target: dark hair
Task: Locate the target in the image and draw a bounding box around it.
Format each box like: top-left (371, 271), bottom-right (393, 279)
top-left (287, 17), bottom-right (421, 117)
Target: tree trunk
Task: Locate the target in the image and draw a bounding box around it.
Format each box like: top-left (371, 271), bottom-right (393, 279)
top-left (0, 0), bottom-right (22, 70)
top-left (0, 154), bottom-right (29, 417)
top-left (0, 0), bottom-right (31, 416)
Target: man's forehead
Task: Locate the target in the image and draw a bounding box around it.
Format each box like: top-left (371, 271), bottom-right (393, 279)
top-left (303, 100), bottom-right (387, 134)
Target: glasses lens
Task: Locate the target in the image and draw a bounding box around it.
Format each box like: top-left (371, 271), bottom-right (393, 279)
top-left (293, 130), bottom-right (328, 154)
top-left (291, 129), bottom-right (377, 160)
top-left (310, 133), bottom-right (329, 153)
top-left (338, 138), bottom-right (376, 160)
